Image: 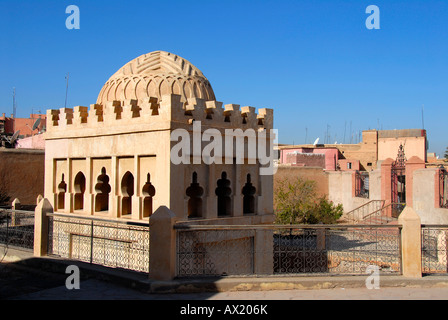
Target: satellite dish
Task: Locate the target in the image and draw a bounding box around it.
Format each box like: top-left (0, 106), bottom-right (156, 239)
top-left (313, 138), bottom-right (320, 146)
top-left (9, 130), bottom-right (20, 145)
top-left (32, 118), bottom-right (41, 131)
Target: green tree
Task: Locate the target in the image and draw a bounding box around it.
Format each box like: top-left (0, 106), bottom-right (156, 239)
top-left (274, 177), bottom-right (343, 225)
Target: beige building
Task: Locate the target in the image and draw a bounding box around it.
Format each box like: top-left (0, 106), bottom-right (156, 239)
top-left (279, 129), bottom-right (427, 171)
top-left (44, 50), bottom-right (275, 224)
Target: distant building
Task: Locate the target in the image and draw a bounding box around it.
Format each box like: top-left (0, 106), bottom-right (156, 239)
top-left (0, 113), bottom-right (46, 137)
top-left (278, 129), bottom-right (428, 171)
top-left (0, 113), bottom-right (46, 149)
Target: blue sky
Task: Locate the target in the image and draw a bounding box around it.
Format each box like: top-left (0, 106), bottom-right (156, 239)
top-left (0, 0), bottom-right (447, 156)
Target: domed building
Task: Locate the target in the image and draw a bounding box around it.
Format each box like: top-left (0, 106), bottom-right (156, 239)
top-left (37, 51), bottom-right (276, 277)
top-left (97, 51), bottom-right (216, 105)
top-left (44, 50), bottom-right (274, 222)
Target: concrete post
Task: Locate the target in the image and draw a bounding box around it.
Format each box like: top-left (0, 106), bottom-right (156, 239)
top-left (34, 198), bottom-right (54, 257)
top-left (254, 229), bottom-right (274, 274)
top-left (149, 206), bottom-right (177, 280)
top-left (398, 206), bottom-right (422, 278)
top-left (11, 198), bottom-right (21, 226)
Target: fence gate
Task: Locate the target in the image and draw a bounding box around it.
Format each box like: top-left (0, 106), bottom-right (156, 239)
top-left (391, 145), bottom-right (406, 217)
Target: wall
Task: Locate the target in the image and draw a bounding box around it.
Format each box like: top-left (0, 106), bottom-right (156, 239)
top-left (378, 136), bottom-right (427, 163)
top-left (413, 168), bottom-right (448, 224)
top-left (0, 148), bottom-right (44, 205)
top-left (327, 168), bottom-right (382, 214)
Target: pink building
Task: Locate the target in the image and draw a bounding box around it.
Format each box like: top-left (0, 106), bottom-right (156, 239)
top-left (280, 147), bottom-right (339, 171)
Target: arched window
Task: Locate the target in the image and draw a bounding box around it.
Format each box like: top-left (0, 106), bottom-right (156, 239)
top-left (95, 167), bottom-right (111, 212)
top-left (74, 172), bottom-right (86, 210)
top-left (121, 171), bottom-right (134, 216)
top-left (215, 171), bottom-right (232, 217)
top-left (57, 174), bottom-right (67, 210)
top-left (186, 172), bottom-right (204, 218)
top-left (142, 173), bottom-right (156, 217)
top-left (242, 174), bottom-right (256, 214)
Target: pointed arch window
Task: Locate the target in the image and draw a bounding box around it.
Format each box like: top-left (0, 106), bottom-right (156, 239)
top-left (121, 171), bottom-right (134, 216)
top-left (74, 172), bottom-right (86, 210)
top-left (142, 173), bottom-right (156, 217)
top-left (57, 174), bottom-right (67, 210)
top-left (186, 172), bottom-right (204, 218)
top-left (242, 174), bottom-right (256, 214)
top-left (95, 167), bottom-right (111, 212)
top-left (215, 172), bottom-right (232, 217)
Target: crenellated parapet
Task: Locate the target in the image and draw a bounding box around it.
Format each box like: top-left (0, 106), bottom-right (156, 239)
top-left (45, 94), bottom-right (273, 136)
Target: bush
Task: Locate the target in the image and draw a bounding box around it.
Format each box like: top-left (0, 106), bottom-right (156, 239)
top-left (274, 177), bottom-right (343, 224)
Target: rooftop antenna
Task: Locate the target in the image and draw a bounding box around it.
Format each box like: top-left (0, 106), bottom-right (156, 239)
top-left (305, 127), bottom-right (308, 144)
top-left (343, 121), bottom-right (347, 144)
top-left (9, 130), bottom-right (20, 146)
top-left (421, 104), bottom-right (425, 129)
top-left (64, 73), bottom-right (70, 108)
top-left (32, 117), bottom-right (41, 131)
top-left (313, 138), bottom-right (320, 146)
top-left (12, 88), bottom-right (16, 132)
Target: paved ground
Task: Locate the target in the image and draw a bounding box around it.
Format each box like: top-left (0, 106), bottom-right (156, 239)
top-left (9, 278), bottom-right (448, 300)
top-left (2, 247), bottom-right (448, 303)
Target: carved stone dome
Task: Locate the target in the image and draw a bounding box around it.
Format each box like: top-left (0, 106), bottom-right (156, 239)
top-left (97, 51), bottom-right (216, 105)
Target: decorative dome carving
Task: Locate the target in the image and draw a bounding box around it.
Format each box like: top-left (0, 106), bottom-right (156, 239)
top-left (97, 51), bottom-right (216, 105)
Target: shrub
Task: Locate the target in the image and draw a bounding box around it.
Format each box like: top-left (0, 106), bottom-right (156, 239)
top-left (274, 177), bottom-right (343, 224)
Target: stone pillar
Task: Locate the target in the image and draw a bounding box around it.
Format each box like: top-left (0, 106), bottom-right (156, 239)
top-left (254, 229), bottom-right (274, 274)
top-left (149, 206), bottom-right (177, 280)
top-left (398, 206), bottom-right (422, 278)
top-left (11, 198), bottom-right (21, 227)
top-left (405, 156), bottom-right (425, 208)
top-left (381, 158), bottom-right (394, 217)
top-left (132, 155), bottom-right (141, 220)
top-left (34, 198), bottom-right (54, 257)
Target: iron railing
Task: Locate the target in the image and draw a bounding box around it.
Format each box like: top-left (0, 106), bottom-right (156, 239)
top-left (422, 225), bottom-right (448, 274)
top-left (47, 213), bottom-right (150, 273)
top-left (175, 224), bottom-right (402, 277)
top-left (0, 208), bottom-right (35, 251)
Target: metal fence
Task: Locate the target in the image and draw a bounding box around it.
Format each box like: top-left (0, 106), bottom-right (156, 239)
top-left (422, 225), bottom-right (448, 274)
top-left (0, 208), bottom-right (35, 251)
top-left (47, 213), bottom-right (150, 273)
top-left (175, 224), bottom-right (402, 277)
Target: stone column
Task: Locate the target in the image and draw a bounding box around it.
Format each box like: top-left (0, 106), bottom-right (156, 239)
top-left (398, 206), bottom-right (422, 278)
top-left (380, 158), bottom-right (394, 217)
top-left (34, 198), bottom-right (54, 257)
top-left (254, 229), bottom-right (274, 274)
top-left (11, 198), bottom-right (21, 227)
top-left (149, 206), bottom-right (177, 280)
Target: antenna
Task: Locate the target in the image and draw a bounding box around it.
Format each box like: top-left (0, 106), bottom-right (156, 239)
top-left (12, 88), bottom-right (16, 132)
top-left (32, 118), bottom-right (41, 131)
top-left (421, 104), bottom-right (425, 129)
top-left (65, 73), bottom-right (70, 108)
top-left (313, 138), bottom-right (320, 146)
top-left (9, 130), bottom-right (20, 145)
